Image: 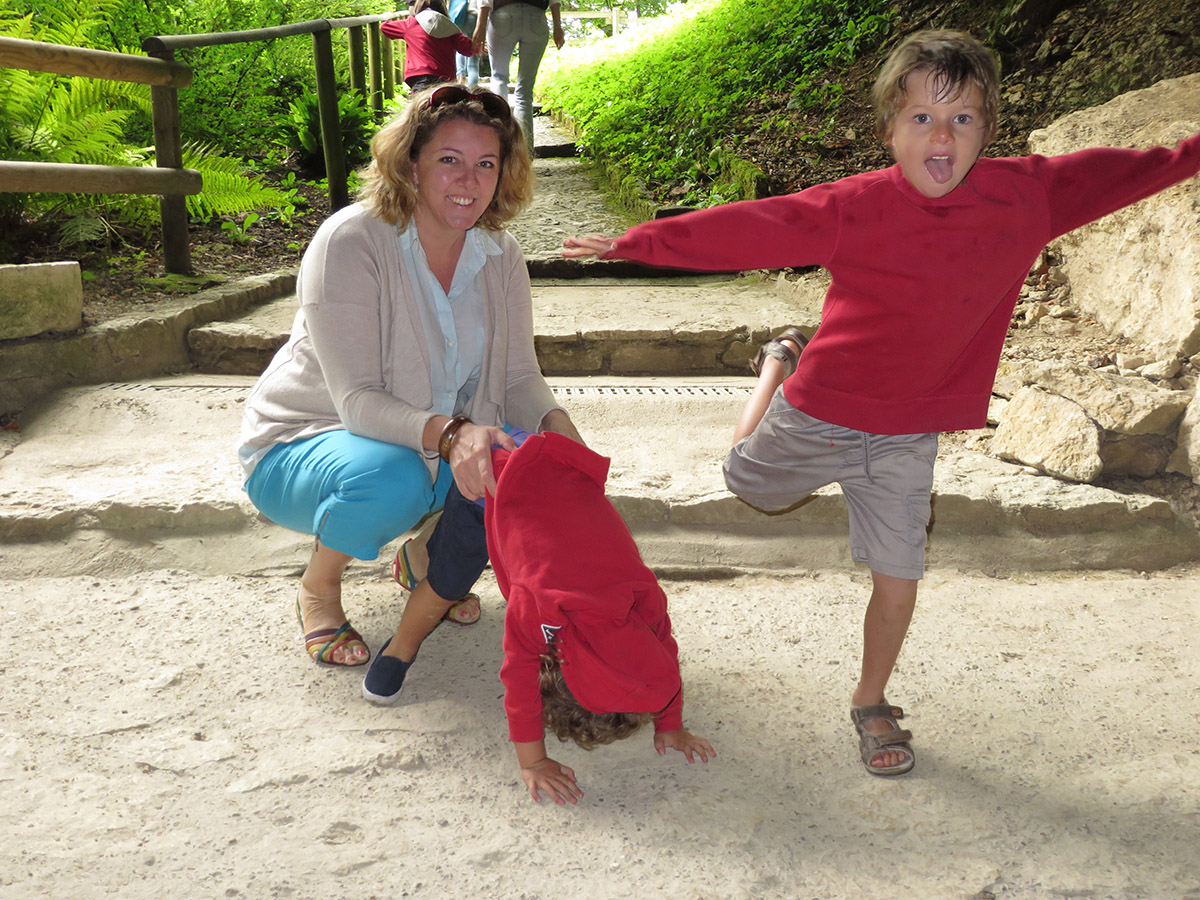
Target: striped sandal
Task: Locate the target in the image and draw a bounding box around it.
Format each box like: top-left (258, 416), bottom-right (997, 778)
top-left (296, 598), bottom-right (370, 666)
top-left (392, 539), bottom-right (482, 626)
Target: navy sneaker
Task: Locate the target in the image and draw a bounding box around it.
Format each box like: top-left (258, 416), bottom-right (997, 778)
top-left (361, 640), bottom-right (416, 705)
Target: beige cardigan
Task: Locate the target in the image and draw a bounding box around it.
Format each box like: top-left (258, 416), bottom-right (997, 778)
top-left (238, 203), bottom-right (558, 480)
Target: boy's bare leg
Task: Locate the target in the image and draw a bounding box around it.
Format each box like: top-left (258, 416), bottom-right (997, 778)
top-left (852, 570), bottom-right (918, 769)
top-left (381, 579), bottom-right (454, 662)
top-left (733, 335), bottom-right (805, 443)
top-left (298, 539), bottom-right (368, 665)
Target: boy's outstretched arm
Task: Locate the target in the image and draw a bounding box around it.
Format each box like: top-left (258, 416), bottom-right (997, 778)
top-left (563, 233), bottom-right (618, 259)
top-left (515, 739), bottom-right (584, 805)
top-left (654, 729), bottom-right (716, 764)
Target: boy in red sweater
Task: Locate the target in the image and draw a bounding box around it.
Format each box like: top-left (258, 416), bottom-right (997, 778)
top-left (382, 0), bottom-right (478, 91)
top-left (564, 30), bottom-right (1200, 776)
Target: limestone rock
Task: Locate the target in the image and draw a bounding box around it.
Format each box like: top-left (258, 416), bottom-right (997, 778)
top-left (1167, 381), bottom-right (1200, 483)
top-left (991, 387), bottom-right (1104, 483)
top-left (992, 360), bottom-right (1189, 434)
top-left (0, 262), bottom-right (83, 339)
top-left (1027, 73), bottom-right (1200, 359)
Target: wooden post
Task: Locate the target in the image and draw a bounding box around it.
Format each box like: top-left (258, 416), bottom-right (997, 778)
top-left (382, 34), bottom-right (395, 100)
top-left (348, 25), bottom-right (367, 103)
top-left (312, 28), bottom-right (349, 211)
top-left (367, 23), bottom-right (384, 117)
top-left (147, 48), bottom-right (192, 275)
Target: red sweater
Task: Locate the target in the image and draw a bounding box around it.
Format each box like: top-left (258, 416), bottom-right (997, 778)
top-left (611, 135), bottom-right (1200, 435)
top-left (381, 16), bottom-right (474, 82)
top-left (485, 433), bottom-right (684, 744)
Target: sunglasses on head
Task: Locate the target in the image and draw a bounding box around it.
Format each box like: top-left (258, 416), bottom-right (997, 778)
top-left (428, 85), bottom-right (512, 122)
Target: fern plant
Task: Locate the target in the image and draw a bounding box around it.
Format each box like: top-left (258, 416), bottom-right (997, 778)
top-left (0, 0), bottom-right (298, 251)
top-left (280, 88), bottom-right (376, 177)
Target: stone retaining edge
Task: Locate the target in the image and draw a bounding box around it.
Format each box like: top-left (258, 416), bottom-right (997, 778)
top-left (0, 268), bottom-right (297, 418)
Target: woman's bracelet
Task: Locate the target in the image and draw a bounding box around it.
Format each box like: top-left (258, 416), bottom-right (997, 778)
top-left (437, 415), bottom-right (472, 462)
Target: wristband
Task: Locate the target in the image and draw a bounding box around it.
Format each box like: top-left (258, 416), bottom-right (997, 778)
top-left (437, 415), bottom-right (472, 462)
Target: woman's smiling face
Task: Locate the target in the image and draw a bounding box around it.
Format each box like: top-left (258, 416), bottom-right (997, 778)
top-left (888, 69), bottom-right (987, 199)
top-left (412, 118), bottom-right (502, 239)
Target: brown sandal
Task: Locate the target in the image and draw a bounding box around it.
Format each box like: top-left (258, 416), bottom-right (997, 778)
top-left (443, 593), bottom-right (482, 626)
top-left (851, 702), bottom-right (915, 776)
top-left (750, 327), bottom-right (808, 377)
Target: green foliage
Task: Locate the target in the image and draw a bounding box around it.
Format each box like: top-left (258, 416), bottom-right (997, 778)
top-left (539, 0), bottom-right (892, 205)
top-left (181, 142), bottom-right (298, 222)
top-left (0, 0), bottom-right (302, 250)
top-left (101, 0), bottom-right (382, 156)
top-left (221, 211), bottom-right (260, 243)
top-left (280, 89), bottom-right (377, 176)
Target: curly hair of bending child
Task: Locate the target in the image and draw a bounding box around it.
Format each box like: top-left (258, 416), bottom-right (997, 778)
top-left (538, 646), bottom-right (654, 750)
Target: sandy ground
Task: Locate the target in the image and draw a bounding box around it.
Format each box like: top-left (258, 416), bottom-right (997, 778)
top-left (4, 558), bottom-right (1199, 900)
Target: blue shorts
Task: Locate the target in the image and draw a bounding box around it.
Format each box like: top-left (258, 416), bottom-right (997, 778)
top-left (723, 388), bottom-right (937, 581)
top-left (245, 429), bottom-right (452, 561)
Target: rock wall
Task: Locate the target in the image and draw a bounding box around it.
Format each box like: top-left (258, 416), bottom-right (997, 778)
top-left (992, 74), bottom-right (1200, 485)
top-left (1027, 73), bottom-right (1200, 360)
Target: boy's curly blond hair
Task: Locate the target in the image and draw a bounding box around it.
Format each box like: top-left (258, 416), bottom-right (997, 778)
top-left (871, 30), bottom-right (1001, 146)
top-left (539, 646), bottom-right (653, 750)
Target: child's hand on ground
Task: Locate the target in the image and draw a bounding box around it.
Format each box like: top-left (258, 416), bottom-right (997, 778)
top-left (520, 757), bottom-right (584, 805)
top-left (654, 729), bottom-right (716, 763)
top-left (562, 234), bottom-right (617, 259)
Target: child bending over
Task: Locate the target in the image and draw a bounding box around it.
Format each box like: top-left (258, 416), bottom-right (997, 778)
top-left (564, 30), bottom-right (1200, 776)
top-left (362, 430), bottom-right (714, 803)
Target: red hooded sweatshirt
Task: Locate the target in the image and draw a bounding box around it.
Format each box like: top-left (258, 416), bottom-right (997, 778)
top-left (485, 432), bottom-right (684, 743)
top-left (382, 12), bottom-right (474, 83)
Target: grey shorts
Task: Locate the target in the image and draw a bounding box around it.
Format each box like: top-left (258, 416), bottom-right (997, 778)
top-left (723, 388), bottom-right (938, 581)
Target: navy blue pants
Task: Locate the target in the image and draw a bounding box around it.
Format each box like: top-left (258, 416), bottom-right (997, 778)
top-left (425, 482), bottom-right (489, 602)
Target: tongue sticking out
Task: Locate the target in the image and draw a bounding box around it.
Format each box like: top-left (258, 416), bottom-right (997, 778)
top-left (925, 156), bottom-right (954, 184)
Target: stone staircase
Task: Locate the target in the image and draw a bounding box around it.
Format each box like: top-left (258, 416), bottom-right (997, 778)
top-left (3, 115), bottom-right (1198, 577)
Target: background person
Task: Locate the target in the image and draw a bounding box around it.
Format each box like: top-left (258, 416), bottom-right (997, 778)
top-left (472, 0), bottom-right (564, 142)
top-left (383, 0), bottom-right (477, 92)
top-left (450, 0), bottom-right (480, 88)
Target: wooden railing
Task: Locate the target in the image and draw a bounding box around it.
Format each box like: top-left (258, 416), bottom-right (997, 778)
top-left (0, 13), bottom-right (402, 275)
top-left (560, 8), bottom-right (629, 35)
top-left (0, 35), bottom-right (201, 273)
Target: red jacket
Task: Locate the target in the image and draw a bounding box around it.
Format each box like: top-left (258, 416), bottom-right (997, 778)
top-left (381, 14), bottom-right (474, 83)
top-left (610, 134), bottom-right (1200, 435)
top-left (485, 432), bottom-right (684, 743)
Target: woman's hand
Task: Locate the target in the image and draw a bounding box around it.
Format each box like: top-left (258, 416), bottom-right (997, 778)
top-left (448, 423), bottom-right (515, 500)
top-left (563, 233), bottom-right (618, 259)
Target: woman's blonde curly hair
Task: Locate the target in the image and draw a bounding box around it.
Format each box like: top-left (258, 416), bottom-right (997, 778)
top-left (358, 85), bottom-right (533, 230)
top-left (539, 646), bottom-right (653, 750)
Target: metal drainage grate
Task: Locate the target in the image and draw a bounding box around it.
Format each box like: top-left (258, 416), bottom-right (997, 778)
top-left (552, 385), bottom-right (750, 397)
top-left (93, 383), bottom-right (752, 398)
top-left (93, 383), bottom-right (252, 396)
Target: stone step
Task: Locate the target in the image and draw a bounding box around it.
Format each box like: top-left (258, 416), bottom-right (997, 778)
top-left (187, 272), bottom-right (829, 376)
top-left (1, 375), bottom-right (1195, 581)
